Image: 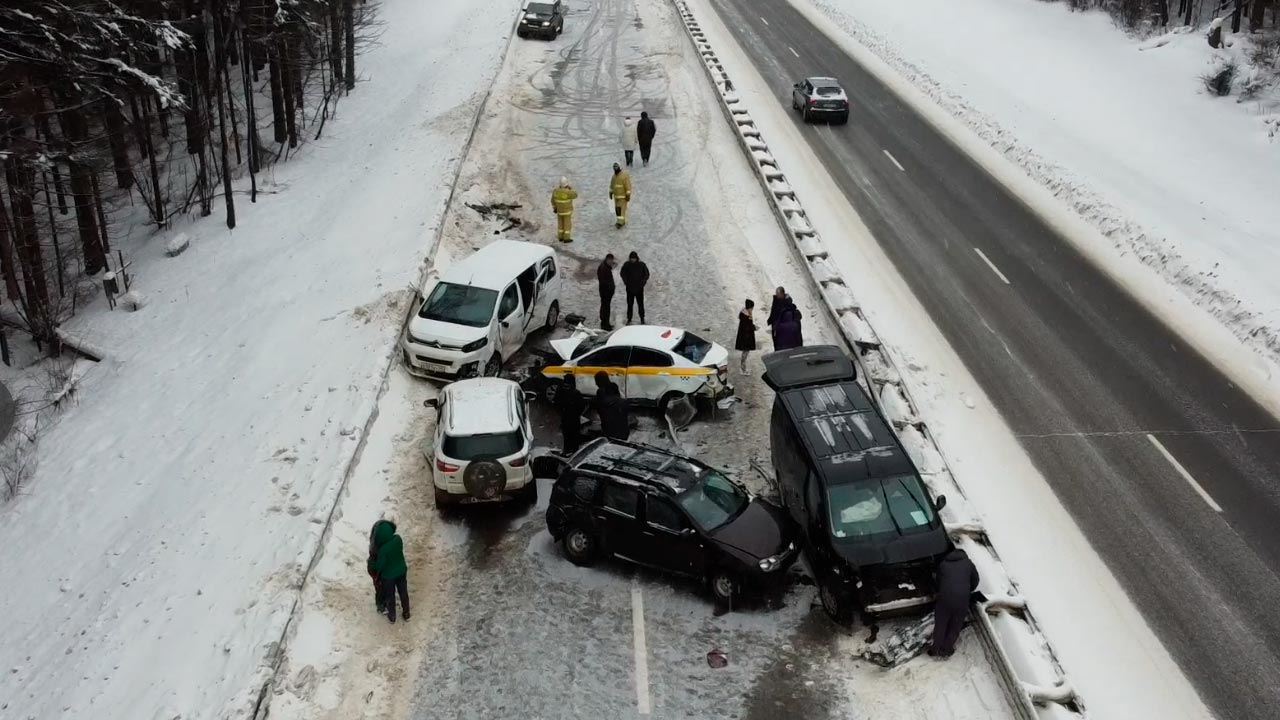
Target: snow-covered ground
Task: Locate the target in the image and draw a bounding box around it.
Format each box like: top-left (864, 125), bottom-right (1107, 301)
top-left (264, 0), bottom-right (1021, 716)
top-left (799, 0), bottom-right (1280, 377)
top-left (688, 0), bottom-right (1215, 717)
top-left (0, 0), bottom-right (514, 717)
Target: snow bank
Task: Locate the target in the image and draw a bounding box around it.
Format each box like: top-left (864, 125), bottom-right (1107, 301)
top-left (164, 232), bottom-right (190, 257)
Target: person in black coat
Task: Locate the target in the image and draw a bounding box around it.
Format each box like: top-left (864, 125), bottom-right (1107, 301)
top-left (929, 548), bottom-right (981, 658)
top-left (594, 371), bottom-right (629, 440)
top-left (735, 299), bottom-right (756, 374)
top-left (773, 306), bottom-right (803, 350)
top-left (554, 375), bottom-right (587, 454)
top-left (637, 112), bottom-right (657, 166)
top-left (619, 251), bottom-right (650, 325)
top-left (597, 254), bottom-right (617, 330)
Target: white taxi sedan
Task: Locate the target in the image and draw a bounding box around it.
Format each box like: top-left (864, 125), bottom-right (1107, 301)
top-left (541, 326), bottom-right (733, 409)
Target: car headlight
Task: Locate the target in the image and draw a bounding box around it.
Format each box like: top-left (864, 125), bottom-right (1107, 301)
top-left (541, 21), bottom-right (550, 25)
top-left (461, 337), bottom-right (488, 353)
top-left (757, 542), bottom-right (795, 572)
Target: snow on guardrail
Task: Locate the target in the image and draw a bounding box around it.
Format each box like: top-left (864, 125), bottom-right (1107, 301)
top-left (668, 1), bottom-right (1086, 717)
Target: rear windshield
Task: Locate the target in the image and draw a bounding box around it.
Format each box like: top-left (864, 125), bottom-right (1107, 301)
top-left (420, 282), bottom-right (497, 328)
top-left (442, 431), bottom-right (523, 460)
top-left (828, 475), bottom-right (936, 540)
top-left (672, 331), bottom-right (712, 364)
top-left (815, 86), bottom-right (843, 97)
top-left (527, 3), bottom-right (554, 13)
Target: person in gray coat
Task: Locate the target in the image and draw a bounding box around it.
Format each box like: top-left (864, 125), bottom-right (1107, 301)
top-left (928, 548), bottom-right (980, 657)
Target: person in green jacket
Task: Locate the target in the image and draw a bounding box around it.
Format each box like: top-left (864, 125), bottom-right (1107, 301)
top-left (367, 518), bottom-right (396, 613)
top-left (372, 520), bottom-right (410, 623)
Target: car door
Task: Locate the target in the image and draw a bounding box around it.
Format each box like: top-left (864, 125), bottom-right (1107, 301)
top-left (573, 346), bottom-right (631, 397)
top-left (624, 347), bottom-right (675, 402)
top-left (635, 494), bottom-right (705, 577)
top-left (496, 281), bottom-right (524, 360)
top-left (595, 480), bottom-right (644, 560)
top-left (535, 257), bottom-right (556, 321)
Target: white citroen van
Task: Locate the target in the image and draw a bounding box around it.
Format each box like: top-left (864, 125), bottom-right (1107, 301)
top-left (403, 240), bottom-right (561, 381)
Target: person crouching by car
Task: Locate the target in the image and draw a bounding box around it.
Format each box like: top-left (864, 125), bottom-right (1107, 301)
top-left (594, 370), bottom-right (629, 440)
top-left (929, 548), bottom-right (980, 658)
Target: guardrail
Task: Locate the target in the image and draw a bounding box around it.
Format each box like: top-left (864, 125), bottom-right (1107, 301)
top-left (668, 1), bottom-right (1085, 717)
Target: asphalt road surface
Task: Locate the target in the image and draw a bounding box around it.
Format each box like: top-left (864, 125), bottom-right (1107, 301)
top-left (400, 0), bottom-right (1019, 716)
top-left (705, 0), bottom-right (1280, 717)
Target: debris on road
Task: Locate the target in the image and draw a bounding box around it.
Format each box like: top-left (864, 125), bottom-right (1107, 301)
top-left (707, 648), bottom-right (729, 668)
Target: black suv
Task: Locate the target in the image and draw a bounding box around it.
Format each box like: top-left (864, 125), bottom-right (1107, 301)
top-left (791, 76), bottom-right (850, 125)
top-left (517, 1), bottom-right (564, 39)
top-left (542, 438), bottom-right (798, 606)
top-left (763, 346), bottom-right (951, 623)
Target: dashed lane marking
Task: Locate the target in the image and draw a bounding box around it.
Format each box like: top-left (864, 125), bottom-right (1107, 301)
top-left (631, 580), bottom-right (652, 714)
top-left (883, 149), bottom-right (905, 172)
top-left (760, 16), bottom-right (769, 25)
top-left (973, 247), bottom-right (1011, 285)
top-left (788, 46), bottom-right (799, 57)
top-left (1147, 434), bottom-right (1223, 512)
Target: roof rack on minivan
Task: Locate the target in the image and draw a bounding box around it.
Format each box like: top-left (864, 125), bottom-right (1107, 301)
top-left (761, 346), bottom-right (856, 391)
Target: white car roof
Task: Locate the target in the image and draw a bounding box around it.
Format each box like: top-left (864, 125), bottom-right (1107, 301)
top-left (605, 325), bottom-right (685, 351)
top-left (438, 240), bottom-right (554, 292)
top-left (443, 378), bottom-right (521, 435)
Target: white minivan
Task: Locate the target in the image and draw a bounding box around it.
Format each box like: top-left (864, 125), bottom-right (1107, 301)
top-left (403, 240), bottom-right (561, 381)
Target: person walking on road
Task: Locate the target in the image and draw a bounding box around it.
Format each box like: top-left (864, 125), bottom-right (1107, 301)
top-left (735, 299), bottom-right (757, 374)
top-left (620, 251), bottom-right (650, 325)
top-left (551, 177), bottom-right (578, 243)
top-left (367, 518), bottom-right (396, 613)
top-left (597, 253), bottom-right (617, 330)
top-left (555, 374), bottom-right (587, 454)
top-left (609, 163), bottom-right (632, 228)
top-left (372, 520), bottom-right (410, 623)
top-left (621, 116), bottom-right (638, 167)
top-left (637, 112), bottom-right (656, 166)
top-left (767, 287), bottom-right (803, 350)
top-left (594, 371), bottom-right (630, 440)
top-left (929, 548), bottom-right (980, 658)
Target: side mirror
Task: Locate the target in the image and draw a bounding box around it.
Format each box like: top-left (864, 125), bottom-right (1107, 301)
top-left (793, 82), bottom-right (802, 89)
top-left (934, 494), bottom-right (947, 512)
top-left (423, 398), bottom-right (439, 408)
top-left (679, 527), bottom-right (696, 537)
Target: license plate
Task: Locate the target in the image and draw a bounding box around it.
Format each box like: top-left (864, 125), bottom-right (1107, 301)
top-left (418, 359), bottom-right (450, 372)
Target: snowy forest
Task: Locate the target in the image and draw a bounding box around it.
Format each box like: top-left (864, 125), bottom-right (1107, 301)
top-left (1048, 0), bottom-right (1275, 30)
top-left (0, 0), bottom-right (371, 359)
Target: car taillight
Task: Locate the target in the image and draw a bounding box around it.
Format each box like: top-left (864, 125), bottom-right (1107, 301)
top-left (509, 455), bottom-right (528, 468)
top-left (436, 458), bottom-right (460, 473)
top-left (808, 98), bottom-right (817, 105)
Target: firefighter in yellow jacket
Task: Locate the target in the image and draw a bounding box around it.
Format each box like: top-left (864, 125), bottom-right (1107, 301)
top-left (609, 162), bottom-right (632, 228)
top-left (551, 177), bottom-right (578, 243)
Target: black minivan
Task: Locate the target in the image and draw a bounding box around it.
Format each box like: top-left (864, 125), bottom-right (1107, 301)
top-left (762, 346), bottom-right (951, 623)
top-left (542, 438), bottom-right (798, 606)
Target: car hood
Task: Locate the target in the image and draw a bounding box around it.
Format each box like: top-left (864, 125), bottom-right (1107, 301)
top-left (833, 527), bottom-right (950, 569)
top-left (710, 499), bottom-right (794, 559)
top-left (407, 315), bottom-right (488, 346)
top-left (549, 332), bottom-right (590, 361)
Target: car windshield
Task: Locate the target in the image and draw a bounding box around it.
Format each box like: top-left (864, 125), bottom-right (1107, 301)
top-left (671, 331), bottom-right (713, 364)
top-left (677, 470), bottom-right (749, 531)
top-left (442, 431), bottom-right (523, 460)
top-left (419, 282), bottom-right (498, 328)
top-left (828, 475), bottom-right (936, 540)
top-left (570, 331), bottom-right (614, 359)
top-left (526, 2), bottom-right (554, 13)
top-left (815, 86), bottom-right (843, 96)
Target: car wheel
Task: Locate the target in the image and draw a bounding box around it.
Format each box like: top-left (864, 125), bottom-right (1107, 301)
top-left (483, 353), bottom-right (502, 377)
top-left (820, 577), bottom-right (853, 625)
top-left (544, 301), bottom-right (560, 331)
top-left (658, 390), bottom-right (687, 415)
top-left (837, 112), bottom-right (849, 125)
top-left (709, 568), bottom-right (739, 608)
top-left (802, 107), bottom-right (811, 123)
top-left (563, 525), bottom-right (598, 566)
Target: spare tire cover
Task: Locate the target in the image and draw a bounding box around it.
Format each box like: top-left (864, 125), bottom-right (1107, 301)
top-left (464, 460), bottom-right (507, 499)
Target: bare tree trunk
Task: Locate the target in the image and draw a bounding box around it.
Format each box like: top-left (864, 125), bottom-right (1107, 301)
top-left (33, 96), bottom-right (69, 215)
top-left (1232, 0), bottom-right (1244, 31)
top-left (1250, 0), bottom-right (1269, 29)
top-left (344, 0), bottom-right (356, 91)
top-left (241, 26), bottom-right (262, 178)
top-left (40, 169), bottom-right (66, 298)
top-left (103, 101), bottom-right (135, 189)
top-left (268, 43), bottom-right (287, 143)
top-left (280, 37), bottom-right (299, 149)
top-left (130, 94), bottom-right (166, 225)
top-left (6, 157), bottom-right (54, 351)
top-left (55, 97), bottom-right (108, 275)
top-left (0, 190), bottom-right (22, 302)
top-left (1157, 0), bottom-right (1170, 26)
top-left (213, 2), bottom-right (237, 229)
top-left (330, 0), bottom-right (344, 82)
top-left (91, 173), bottom-right (110, 256)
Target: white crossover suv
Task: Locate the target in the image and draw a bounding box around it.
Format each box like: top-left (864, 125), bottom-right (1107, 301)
top-left (424, 377), bottom-right (536, 507)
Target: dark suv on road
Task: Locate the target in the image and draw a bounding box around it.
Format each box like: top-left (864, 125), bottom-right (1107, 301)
top-left (791, 76), bottom-right (850, 125)
top-left (763, 346), bottom-right (951, 624)
top-left (517, 1), bottom-right (564, 39)
top-left (542, 438), bottom-right (798, 606)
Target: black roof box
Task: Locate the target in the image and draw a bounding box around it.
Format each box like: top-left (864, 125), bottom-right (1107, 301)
top-left (762, 345), bottom-right (857, 391)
